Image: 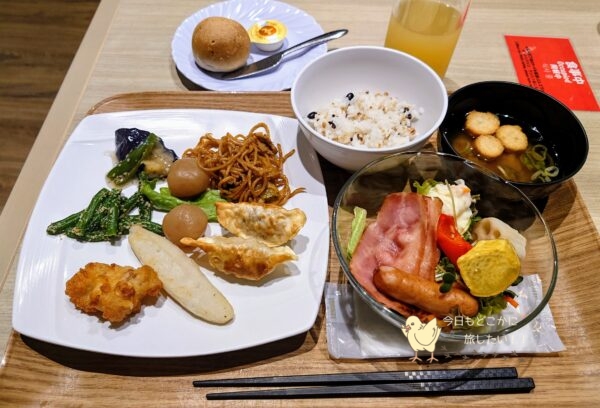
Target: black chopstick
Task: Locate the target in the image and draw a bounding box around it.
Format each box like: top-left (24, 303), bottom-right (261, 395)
top-left (204, 378), bottom-right (535, 400)
top-left (193, 367), bottom-right (518, 387)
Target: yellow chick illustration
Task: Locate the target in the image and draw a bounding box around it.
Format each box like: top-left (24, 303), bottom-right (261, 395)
top-left (401, 316), bottom-right (441, 363)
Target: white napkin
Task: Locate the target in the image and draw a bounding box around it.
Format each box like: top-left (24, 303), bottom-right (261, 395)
top-left (325, 276), bottom-right (565, 359)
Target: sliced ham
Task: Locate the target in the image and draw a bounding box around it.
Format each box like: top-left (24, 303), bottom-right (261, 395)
top-left (349, 192), bottom-right (442, 318)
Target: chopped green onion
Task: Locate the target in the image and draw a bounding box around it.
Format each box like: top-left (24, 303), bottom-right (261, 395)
top-left (521, 144), bottom-right (559, 182)
top-left (530, 144), bottom-right (548, 162)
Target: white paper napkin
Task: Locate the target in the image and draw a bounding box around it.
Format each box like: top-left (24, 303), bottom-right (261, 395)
top-left (325, 276), bottom-right (565, 360)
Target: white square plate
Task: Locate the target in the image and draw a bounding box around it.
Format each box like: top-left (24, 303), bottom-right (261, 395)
top-left (12, 109), bottom-right (329, 357)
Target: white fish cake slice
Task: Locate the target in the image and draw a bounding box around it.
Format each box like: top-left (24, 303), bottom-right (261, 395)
top-left (128, 225), bottom-right (234, 324)
top-left (180, 236), bottom-right (297, 281)
top-left (215, 201), bottom-right (306, 247)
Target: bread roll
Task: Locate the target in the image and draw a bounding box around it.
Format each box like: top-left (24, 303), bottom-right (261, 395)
top-left (191, 17), bottom-right (251, 73)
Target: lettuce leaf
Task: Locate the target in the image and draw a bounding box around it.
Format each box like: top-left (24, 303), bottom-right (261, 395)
top-left (347, 206), bottom-right (367, 259)
top-left (412, 179), bottom-right (439, 195)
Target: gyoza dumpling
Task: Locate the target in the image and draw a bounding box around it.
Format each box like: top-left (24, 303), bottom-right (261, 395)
top-left (180, 236), bottom-right (297, 281)
top-left (215, 202), bottom-right (306, 247)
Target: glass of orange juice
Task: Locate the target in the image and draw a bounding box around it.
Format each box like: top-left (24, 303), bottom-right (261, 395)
top-left (384, 0), bottom-right (471, 77)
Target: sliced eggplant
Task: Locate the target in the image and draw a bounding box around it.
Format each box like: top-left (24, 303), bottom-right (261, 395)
top-left (113, 128), bottom-right (178, 181)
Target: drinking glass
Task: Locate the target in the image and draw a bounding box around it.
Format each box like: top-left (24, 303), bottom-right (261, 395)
top-left (384, 0), bottom-right (471, 77)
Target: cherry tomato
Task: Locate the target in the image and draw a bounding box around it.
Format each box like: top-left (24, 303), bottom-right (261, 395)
top-left (436, 213), bottom-right (472, 266)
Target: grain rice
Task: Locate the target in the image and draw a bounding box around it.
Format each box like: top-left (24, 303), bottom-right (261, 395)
top-left (306, 90), bottom-right (422, 148)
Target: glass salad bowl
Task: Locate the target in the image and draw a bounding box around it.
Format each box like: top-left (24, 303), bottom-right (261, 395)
top-left (331, 151), bottom-right (558, 341)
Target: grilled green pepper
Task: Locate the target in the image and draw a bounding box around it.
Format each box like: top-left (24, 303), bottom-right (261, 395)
top-left (106, 133), bottom-right (158, 185)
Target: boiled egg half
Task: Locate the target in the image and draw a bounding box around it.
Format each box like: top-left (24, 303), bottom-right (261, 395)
top-left (248, 20), bottom-right (287, 52)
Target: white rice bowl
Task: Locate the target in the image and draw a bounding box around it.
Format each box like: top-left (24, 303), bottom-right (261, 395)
top-left (306, 90), bottom-right (423, 148)
top-left (291, 46), bottom-right (448, 171)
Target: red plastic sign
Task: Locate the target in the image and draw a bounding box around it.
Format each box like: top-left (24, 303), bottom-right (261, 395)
top-left (505, 35), bottom-right (599, 111)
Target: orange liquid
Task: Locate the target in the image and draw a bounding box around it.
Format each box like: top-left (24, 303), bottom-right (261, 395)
top-left (384, 0), bottom-right (464, 77)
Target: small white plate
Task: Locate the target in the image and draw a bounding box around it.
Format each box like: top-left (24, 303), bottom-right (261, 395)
top-left (172, 0), bottom-right (327, 91)
top-left (12, 109), bottom-right (329, 357)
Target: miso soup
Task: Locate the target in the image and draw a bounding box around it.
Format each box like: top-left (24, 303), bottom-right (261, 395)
top-left (449, 114), bottom-right (559, 183)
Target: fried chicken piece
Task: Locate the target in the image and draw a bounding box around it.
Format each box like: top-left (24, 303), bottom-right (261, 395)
top-left (65, 262), bottom-right (163, 323)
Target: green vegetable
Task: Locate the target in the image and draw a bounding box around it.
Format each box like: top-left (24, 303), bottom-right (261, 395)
top-left (74, 188), bottom-right (111, 234)
top-left (103, 189), bottom-right (121, 237)
top-left (413, 179), bottom-right (439, 195)
top-left (138, 173), bottom-right (224, 221)
top-left (107, 133), bottom-right (158, 185)
top-left (131, 219), bottom-right (163, 235)
top-left (453, 294), bottom-right (508, 329)
top-left (531, 166), bottom-right (559, 183)
top-left (347, 206), bottom-right (367, 259)
top-left (520, 144), bottom-right (560, 182)
top-left (46, 210), bottom-right (83, 235)
top-left (461, 213), bottom-right (481, 242)
top-left (439, 271), bottom-right (457, 293)
top-left (138, 176), bottom-right (179, 211)
top-left (435, 257), bottom-right (458, 293)
top-left (120, 191), bottom-right (143, 214)
top-left (137, 196), bottom-right (153, 221)
top-left (47, 187), bottom-right (162, 242)
top-left (476, 295), bottom-right (508, 319)
top-left (65, 229), bottom-right (116, 243)
top-left (118, 215), bottom-right (162, 235)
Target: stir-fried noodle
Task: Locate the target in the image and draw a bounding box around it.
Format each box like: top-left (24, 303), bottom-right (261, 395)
top-left (183, 122), bottom-right (305, 205)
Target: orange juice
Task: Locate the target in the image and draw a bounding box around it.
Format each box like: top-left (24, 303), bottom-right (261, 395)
top-left (384, 0), bottom-right (468, 77)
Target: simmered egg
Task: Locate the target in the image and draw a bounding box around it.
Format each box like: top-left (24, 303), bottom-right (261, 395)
top-left (248, 20), bottom-right (287, 51)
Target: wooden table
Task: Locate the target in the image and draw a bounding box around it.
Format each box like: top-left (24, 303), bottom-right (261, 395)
top-left (1, 0), bottom-right (599, 405)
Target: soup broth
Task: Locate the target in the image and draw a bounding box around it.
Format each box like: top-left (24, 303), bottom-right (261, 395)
top-left (449, 115), bottom-right (559, 183)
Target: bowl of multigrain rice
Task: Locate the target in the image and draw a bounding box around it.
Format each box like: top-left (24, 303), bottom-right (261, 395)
top-left (291, 46), bottom-right (448, 171)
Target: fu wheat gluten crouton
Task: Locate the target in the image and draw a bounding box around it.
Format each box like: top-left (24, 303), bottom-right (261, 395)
top-left (496, 125), bottom-right (528, 152)
top-left (473, 134), bottom-right (505, 160)
top-left (465, 111), bottom-right (501, 136)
